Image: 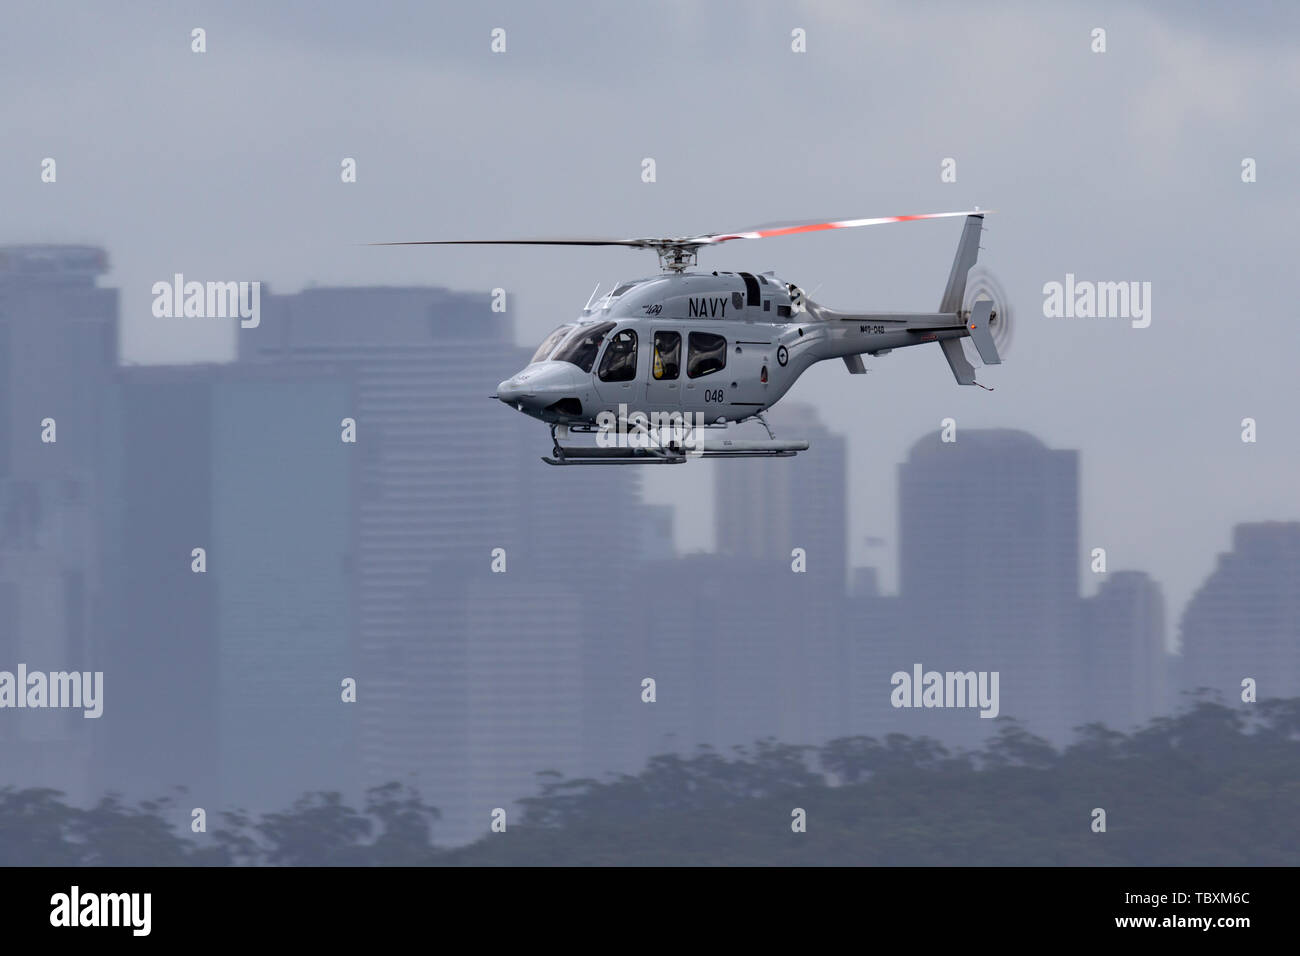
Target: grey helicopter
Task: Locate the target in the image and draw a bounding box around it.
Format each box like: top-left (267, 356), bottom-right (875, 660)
top-left (376, 209), bottom-right (1011, 465)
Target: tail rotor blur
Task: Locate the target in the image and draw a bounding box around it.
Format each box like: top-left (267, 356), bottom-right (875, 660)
top-left (963, 268), bottom-right (1014, 362)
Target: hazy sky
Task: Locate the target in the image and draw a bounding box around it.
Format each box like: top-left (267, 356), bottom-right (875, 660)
top-left (6, 0), bottom-right (1298, 646)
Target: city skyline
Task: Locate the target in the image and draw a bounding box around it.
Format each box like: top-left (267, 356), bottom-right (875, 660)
top-left (10, 1), bottom-right (1299, 644)
top-left (4, 244), bottom-right (1292, 849)
top-left (2, 241), bottom-right (1283, 637)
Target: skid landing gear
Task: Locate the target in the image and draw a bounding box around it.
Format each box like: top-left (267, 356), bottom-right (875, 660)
top-left (541, 418), bottom-right (809, 466)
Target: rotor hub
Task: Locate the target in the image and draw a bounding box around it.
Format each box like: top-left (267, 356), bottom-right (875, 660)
top-left (655, 244), bottom-right (700, 273)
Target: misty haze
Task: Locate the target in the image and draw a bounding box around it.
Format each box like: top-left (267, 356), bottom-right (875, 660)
top-left (1, 0), bottom-right (1297, 870)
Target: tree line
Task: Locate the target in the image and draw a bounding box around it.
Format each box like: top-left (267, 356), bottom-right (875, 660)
top-left (2, 697), bottom-right (1296, 865)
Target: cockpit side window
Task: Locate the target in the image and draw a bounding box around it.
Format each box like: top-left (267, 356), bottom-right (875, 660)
top-left (530, 324), bottom-right (574, 364)
top-left (598, 329), bottom-right (638, 382)
top-left (553, 321), bottom-right (616, 373)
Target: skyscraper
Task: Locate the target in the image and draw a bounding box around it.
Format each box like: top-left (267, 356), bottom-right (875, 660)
top-left (97, 363), bottom-right (357, 809)
top-left (707, 404), bottom-right (852, 745)
top-left (1079, 571), bottom-right (1167, 732)
top-left (845, 570), bottom-right (905, 738)
top-left (630, 553), bottom-right (810, 754)
top-left (0, 245), bottom-right (117, 481)
top-left (239, 287), bottom-right (535, 802)
top-left (0, 246), bottom-right (116, 801)
top-left (239, 287), bottom-right (649, 839)
top-left (898, 429), bottom-right (1080, 744)
top-left (714, 402), bottom-right (848, 595)
top-left (1179, 522), bottom-right (1300, 704)
top-left (0, 479), bottom-right (98, 800)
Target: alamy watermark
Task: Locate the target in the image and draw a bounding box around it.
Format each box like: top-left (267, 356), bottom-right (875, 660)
top-left (50, 886), bottom-right (150, 936)
top-left (0, 665), bottom-right (103, 718)
top-left (151, 274), bottom-right (260, 328)
top-left (1042, 274), bottom-right (1151, 328)
top-left (594, 404), bottom-right (707, 454)
top-left (890, 663), bottom-right (999, 718)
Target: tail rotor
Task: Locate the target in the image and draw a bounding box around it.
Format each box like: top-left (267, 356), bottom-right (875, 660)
top-left (962, 268), bottom-right (1014, 363)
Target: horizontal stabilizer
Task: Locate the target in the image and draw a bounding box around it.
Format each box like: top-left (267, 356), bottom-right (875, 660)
top-left (940, 337), bottom-right (976, 385)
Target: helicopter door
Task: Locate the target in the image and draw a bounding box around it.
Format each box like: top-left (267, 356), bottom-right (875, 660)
top-left (594, 327), bottom-right (640, 406)
top-left (681, 330), bottom-right (729, 420)
top-left (644, 330), bottom-right (682, 416)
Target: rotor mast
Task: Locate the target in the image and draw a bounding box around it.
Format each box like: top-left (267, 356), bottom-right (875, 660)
top-left (654, 242), bottom-right (701, 273)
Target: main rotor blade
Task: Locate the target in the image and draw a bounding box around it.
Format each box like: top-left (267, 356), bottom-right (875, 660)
top-left (693, 209), bottom-right (989, 245)
top-left (369, 239), bottom-right (649, 247)
top-left (369, 209), bottom-right (990, 250)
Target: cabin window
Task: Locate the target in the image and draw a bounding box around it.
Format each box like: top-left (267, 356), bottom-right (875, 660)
top-left (687, 332), bottom-right (727, 378)
top-left (653, 331), bottom-right (681, 380)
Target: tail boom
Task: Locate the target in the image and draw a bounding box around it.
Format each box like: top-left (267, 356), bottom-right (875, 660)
top-left (795, 213), bottom-right (1000, 386)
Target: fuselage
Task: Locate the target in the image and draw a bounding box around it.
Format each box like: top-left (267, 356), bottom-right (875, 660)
top-left (495, 269), bottom-right (968, 426)
top-left (498, 270), bottom-right (809, 426)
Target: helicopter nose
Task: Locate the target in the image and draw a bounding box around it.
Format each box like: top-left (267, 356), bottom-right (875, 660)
top-left (495, 362), bottom-right (581, 416)
top-left (496, 368), bottom-right (545, 409)
top-left (496, 378), bottom-right (521, 404)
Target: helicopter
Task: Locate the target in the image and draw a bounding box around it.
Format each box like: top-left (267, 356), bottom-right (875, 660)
top-left (376, 209), bottom-right (1012, 465)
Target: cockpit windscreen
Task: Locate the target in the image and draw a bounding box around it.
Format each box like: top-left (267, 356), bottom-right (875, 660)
top-left (552, 321), bottom-right (615, 373)
top-left (530, 324), bottom-right (574, 364)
